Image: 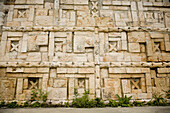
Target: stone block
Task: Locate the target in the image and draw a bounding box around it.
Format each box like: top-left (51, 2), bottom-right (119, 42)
top-left (53, 78), bottom-right (67, 88)
top-left (38, 68), bottom-right (49, 73)
top-left (77, 11), bottom-right (95, 27)
top-left (109, 68), bottom-right (126, 73)
top-left (129, 43), bottom-right (140, 52)
top-left (74, 6), bottom-right (89, 10)
top-left (74, 35), bottom-right (85, 53)
top-left (27, 0), bottom-right (44, 4)
top-left (23, 78), bottom-right (28, 89)
top-left (96, 89), bottom-right (101, 98)
top-left (0, 79), bottom-right (16, 100)
top-left (8, 32), bottom-right (23, 37)
top-left (57, 68), bottom-right (67, 73)
top-left (165, 42), bottom-right (170, 51)
top-left (150, 32), bottom-right (164, 38)
top-left (68, 78), bottom-right (74, 99)
top-left (67, 68), bottom-right (78, 73)
top-left (96, 17), bottom-right (114, 27)
top-left (15, 0), bottom-right (26, 4)
top-left (27, 36), bottom-right (39, 52)
top-left (157, 74), bottom-right (167, 77)
top-left (155, 78), bottom-right (168, 90)
top-left (74, 0), bottom-right (88, 4)
top-left (16, 94), bottom-right (25, 101)
top-left (26, 52), bottom-right (41, 61)
top-left (50, 69), bottom-right (56, 78)
top-left (112, 1), bottom-right (121, 5)
top-left (104, 78), bottom-right (121, 99)
top-left (122, 79), bottom-right (131, 94)
top-left (48, 87), bottom-right (67, 100)
top-left (103, 0), bottom-right (111, 5)
top-left (35, 16), bottom-right (53, 26)
top-left (103, 53), bottom-right (124, 62)
top-left (36, 9), bottom-right (48, 16)
top-left (126, 68), bottom-right (141, 73)
top-left (158, 68), bottom-right (170, 73)
top-left (78, 68), bottom-right (94, 73)
top-left (128, 32), bottom-right (145, 43)
top-left (24, 68), bottom-right (37, 73)
top-left (16, 78), bottom-right (23, 94)
top-left (0, 68), bottom-right (6, 77)
top-left (7, 67), bottom-right (24, 73)
top-left (60, 0), bottom-right (74, 4)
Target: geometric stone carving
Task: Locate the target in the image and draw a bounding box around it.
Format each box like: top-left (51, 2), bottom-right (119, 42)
top-left (55, 37), bottom-right (66, 52)
top-left (10, 41), bottom-right (19, 52)
top-left (92, 1), bottom-right (98, 10)
top-left (28, 78), bottom-right (39, 90)
top-left (92, 11), bottom-right (98, 18)
top-left (74, 32), bottom-right (94, 53)
top-left (78, 78), bottom-right (85, 88)
top-left (144, 11), bottom-right (164, 27)
top-left (131, 79), bottom-right (140, 90)
top-left (18, 9), bottom-right (27, 18)
top-left (109, 41), bottom-right (118, 52)
top-left (115, 11), bottom-right (132, 26)
top-left (153, 42), bottom-right (161, 53)
top-left (91, 1), bottom-right (98, 18)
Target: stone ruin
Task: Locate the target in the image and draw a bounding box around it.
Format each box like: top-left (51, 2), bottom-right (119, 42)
top-left (0, 0), bottom-right (169, 103)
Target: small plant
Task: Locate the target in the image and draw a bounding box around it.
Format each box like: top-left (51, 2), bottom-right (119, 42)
top-left (30, 101), bottom-right (41, 108)
top-left (107, 99), bottom-right (119, 107)
top-left (95, 98), bottom-right (105, 107)
top-left (64, 102), bottom-right (69, 107)
top-left (22, 101), bottom-right (30, 107)
top-left (116, 94), bottom-right (132, 107)
top-left (133, 101), bottom-right (145, 107)
top-left (147, 94), bottom-right (167, 106)
top-left (55, 102), bottom-right (63, 107)
top-left (6, 101), bottom-right (18, 108)
top-left (31, 89), bottom-right (48, 102)
top-left (166, 90), bottom-right (170, 99)
top-left (0, 101), bottom-right (5, 108)
top-left (72, 90), bottom-right (96, 108)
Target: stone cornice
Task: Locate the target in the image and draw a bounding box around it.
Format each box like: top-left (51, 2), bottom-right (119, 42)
top-left (0, 61), bottom-right (169, 68)
top-left (2, 26), bottom-right (170, 32)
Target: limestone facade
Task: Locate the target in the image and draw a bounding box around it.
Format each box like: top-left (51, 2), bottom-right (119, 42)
top-left (0, 0), bottom-right (170, 102)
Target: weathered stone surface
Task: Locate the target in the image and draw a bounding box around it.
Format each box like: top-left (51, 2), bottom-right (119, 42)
top-left (0, 79), bottom-right (16, 100)
top-left (48, 87), bottom-right (67, 100)
top-left (53, 78), bottom-right (67, 88)
top-left (0, 0), bottom-right (169, 102)
top-left (122, 79), bottom-right (131, 94)
top-left (35, 16), bottom-right (53, 26)
top-left (26, 52), bottom-right (41, 61)
top-left (129, 43), bottom-right (140, 52)
top-left (104, 78), bottom-right (121, 99)
top-left (0, 68), bottom-right (6, 77)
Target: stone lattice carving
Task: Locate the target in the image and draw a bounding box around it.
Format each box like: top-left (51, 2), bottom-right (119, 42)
top-left (28, 78), bottom-right (39, 90)
top-left (154, 42), bottom-right (161, 53)
top-left (10, 41), bottom-right (19, 52)
top-left (78, 78), bottom-right (85, 88)
top-left (131, 79), bottom-right (140, 90)
top-left (18, 9), bottom-right (26, 18)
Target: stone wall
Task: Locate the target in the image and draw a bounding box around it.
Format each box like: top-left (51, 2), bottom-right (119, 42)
top-left (0, 0), bottom-right (170, 103)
